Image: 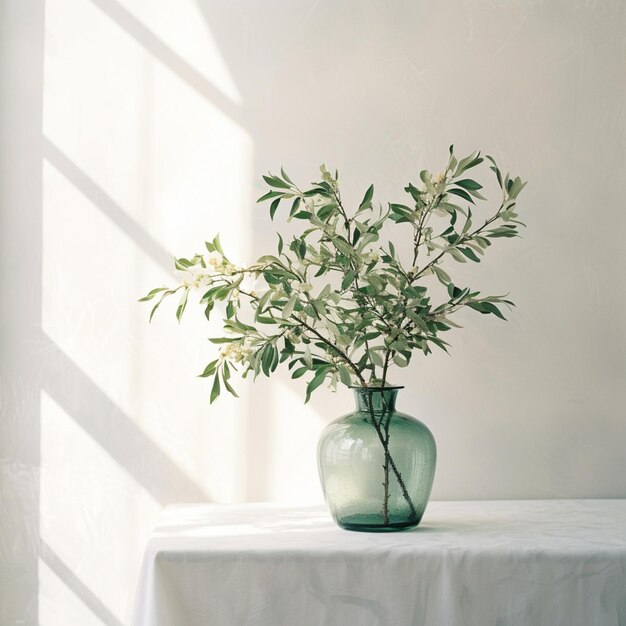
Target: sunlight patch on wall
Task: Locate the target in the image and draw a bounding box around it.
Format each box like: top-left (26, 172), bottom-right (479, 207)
top-left (40, 157), bottom-right (238, 502)
top-left (118, 0), bottom-right (243, 105)
top-left (143, 58), bottom-right (252, 257)
top-left (40, 390), bottom-right (157, 624)
top-left (43, 0), bottom-right (252, 258)
top-left (42, 0), bottom-right (253, 504)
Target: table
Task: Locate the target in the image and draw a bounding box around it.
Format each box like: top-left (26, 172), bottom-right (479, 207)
top-left (132, 500), bottom-right (626, 626)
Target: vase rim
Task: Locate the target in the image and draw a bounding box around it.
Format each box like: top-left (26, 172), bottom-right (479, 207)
top-left (349, 385), bottom-right (404, 391)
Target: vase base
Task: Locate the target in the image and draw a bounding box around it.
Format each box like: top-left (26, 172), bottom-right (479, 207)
top-left (337, 513), bottom-right (420, 533)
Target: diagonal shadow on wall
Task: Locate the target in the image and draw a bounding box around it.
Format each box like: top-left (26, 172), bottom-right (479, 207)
top-left (40, 540), bottom-right (124, 626)
top-left (88, 0), bottom-right (247, 130)
top-left (43, 138), bottom-right (172, 273)
top-left (40, 330), bottom-right (210, 505)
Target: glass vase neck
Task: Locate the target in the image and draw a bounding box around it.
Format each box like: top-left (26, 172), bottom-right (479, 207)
top-left (352, 387), bottom-right (402, 413)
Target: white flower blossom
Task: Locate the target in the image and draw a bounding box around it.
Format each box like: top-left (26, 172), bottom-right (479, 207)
top-left (176, 265), bottom-right (213, 290)
top-left (285, 329), bottom-right (301, 345)
top-left (220, 340), bottom-right (253, 363)
top-left (362, 252), bottom-right (380, 264)
top-left (203, 250), bottom-right (223, 268)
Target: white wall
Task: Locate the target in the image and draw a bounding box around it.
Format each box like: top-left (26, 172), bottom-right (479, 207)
top-left (1, 0), bottom-right (625, 623)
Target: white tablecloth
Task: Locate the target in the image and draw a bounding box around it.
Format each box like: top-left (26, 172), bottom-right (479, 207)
top-left (132, 500), bottom-right (626, 626)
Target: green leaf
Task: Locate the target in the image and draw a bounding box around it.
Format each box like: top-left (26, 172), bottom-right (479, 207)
top-left (176, 289), bottom-right (189, 322)
top-left (283, 294), bottom-right (297, 318)
top-left (257, 254), bottom-right (282, 265)
top-left (303, 187), bottom-right (329, 197)
top-left (390, 203), bottom-right (412, 214)
top-left (389, 204), bottom-right (412, 223)
top-left (257, 190), bottom-right (282, 203)
top-left (467, 301), bottom-right (507, 320)
top-left (462, 211), bottom-right (473, 234)
top-left (405, 183), bottom-right (422, 203)
top-left (466, 188), bottom-right (487, 201)
top-left (305, 368), bottom-right (328, 403)
top-left (229, 317), bottom-right (256, 332)
top-left (263, 174), bottom-right (291, 189)
top-left (289, 197), bottom-right (301, 218)
top-left (213, 285), bottom-right (234, 301)
top-left (271, 344), bottom-right (279, 371)
top-left (269, 198), bottom-right (280, 220)
top-left (448, 248), bottom-right (467, 263)
top-left (261, 344), bottom-right (274, 376)
top-left (198, 360), bottom-right (218, 378)
top-left (222, 360), bottom-right (232, 380)
top-left (432, 266), bottom-right (451, 285)
top-left (280, 167), bottom-right (294, 184)
top-left (393, 353), bottom-right (409, 367)
top-left (317, 203), bottom-right (337, 221)
top-left (359, 184), bottom-right (374, 210)
top-left (368, 349), bottom-right (385, 368)
top-left (149, 289), bottom-right (175, 322)
top-left (486, 156), bottom-right (503, 188)
top-left (488, 226), bottom-right (518, 238)
top-left (212, 234), bottom-right (224, 255)
top-left (481, 301), bottom-right (507, 320)
top-left (455, 151), bottom-right (483, 176)
top-left (508, 177), bottom-right (527, 199)
top-left (223, 376), bottom-right (239, 397)
top-left (429, 336), bottom-right (450, 353)
top-left (460, 247), bottom-right (481, 262)
top-left (208, 337), bottom-right (239, 344)
top-left (303, 345), bottom-right (312, 368)
top-left (174, 257), bottom-right (193, 270)
top-left (341, 270), bottom-right (357, 290)
top-left (277, 233), bottom-right (284, 255)
top-left (291, 366), bottom-right (308, 379)
top-left (256, 316), bottom-right (277, 325)
top-left (354, 331), bottom-right (381, 349)
top-left (337, 365), bottom-right (352, 387)
top-left (448, 188), bottom-right (475, 204)
top-left (210, 373), bottom-right (221, 404)
top-left (455, 179), bottom-right (482, 191)
top-left (334, 238), bottom-right (353, 257)
top-left (139, 287), bottom-right (168, 302)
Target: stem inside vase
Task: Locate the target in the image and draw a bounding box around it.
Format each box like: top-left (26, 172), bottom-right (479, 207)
top-left (362, 389), bottom-right (418, 525)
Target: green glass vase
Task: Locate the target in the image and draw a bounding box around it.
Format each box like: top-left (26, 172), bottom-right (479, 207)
top-left (317, 386), bottom-right (436, 532)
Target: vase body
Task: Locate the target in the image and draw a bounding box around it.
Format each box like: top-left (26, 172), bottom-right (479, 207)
top-left (317, 387), bottom-right (436, 532)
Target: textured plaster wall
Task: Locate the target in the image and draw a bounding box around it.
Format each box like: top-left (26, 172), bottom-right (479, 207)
top-left (1, 0), bottom-right (625, 623)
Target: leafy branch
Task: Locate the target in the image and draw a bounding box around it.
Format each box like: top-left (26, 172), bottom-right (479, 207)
top-left (141, 147), bottom-right (526, 403)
